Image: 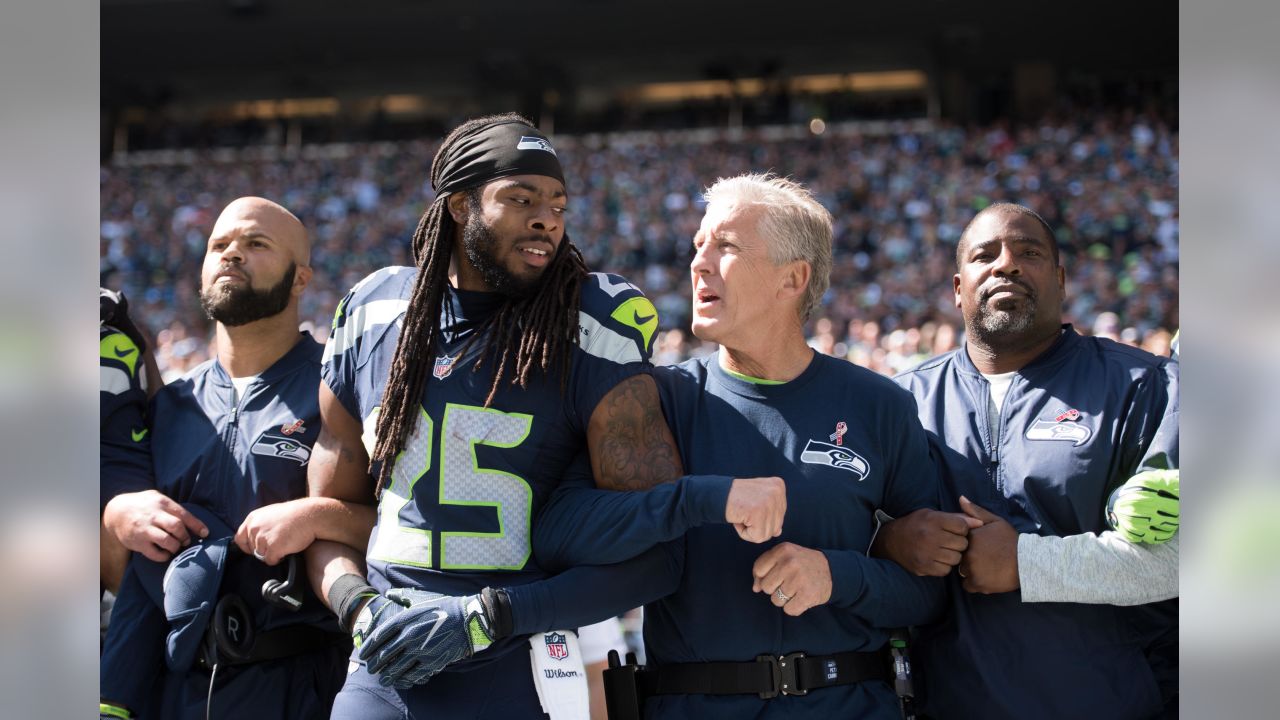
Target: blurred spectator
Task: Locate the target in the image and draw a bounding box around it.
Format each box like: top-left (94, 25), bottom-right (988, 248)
top-left (102, 107), bottom-right (1177, 378)
top-left (807, 317), bottom-right (839, 357)
top-left (1142, 328), bottom-right (1174, 357)
top-left (932, 322), bottom-right (958, 355)
top-left (1092, 311), bottom-right (1122, 342)
top-left (653, 328), bottom-right (691, 367)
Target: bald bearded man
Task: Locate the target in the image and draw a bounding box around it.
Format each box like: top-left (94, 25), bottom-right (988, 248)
top-left (100, 197), bottom-right (373, 719)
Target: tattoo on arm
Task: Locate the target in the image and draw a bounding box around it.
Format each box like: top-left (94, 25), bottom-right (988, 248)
top-left (588, 375), bottom-right (683, 491)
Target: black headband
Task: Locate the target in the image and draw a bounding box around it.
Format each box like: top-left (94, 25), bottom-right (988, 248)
top-left (434, 120), bottom-right (565, 196)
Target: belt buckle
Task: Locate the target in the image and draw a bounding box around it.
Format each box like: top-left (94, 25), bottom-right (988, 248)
top-left (755, 652), bottom-right (808, 698)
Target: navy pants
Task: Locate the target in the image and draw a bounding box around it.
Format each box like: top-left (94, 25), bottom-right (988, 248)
top-left (159, 644), bottom-right (349, 720)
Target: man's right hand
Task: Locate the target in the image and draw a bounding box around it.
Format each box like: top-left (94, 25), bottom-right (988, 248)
top-left (358, 590), bottom-right (497, 689)
top-left (871, 508), bottom-right (982, 576)
top-left (102, 490), bottom-right (209, 562)
top-left (725, 476), bottom-right (787, 543)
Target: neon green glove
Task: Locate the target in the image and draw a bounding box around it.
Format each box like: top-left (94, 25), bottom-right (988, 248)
top-left (1106, 469), bottom-right (1180, 543)
top-left (100, 702), bottom-right (133, 719)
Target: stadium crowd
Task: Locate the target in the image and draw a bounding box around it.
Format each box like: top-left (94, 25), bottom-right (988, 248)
top-left (99, 107), bottom-right (1178, 380)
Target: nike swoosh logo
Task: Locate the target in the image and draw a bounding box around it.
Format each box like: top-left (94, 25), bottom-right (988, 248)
top-left (132, 428), bottom-right (149, 442)
top-left (632, 311), bottom-right (655, 325)
top-left (422, 610), bottom-right (449, 645)
top-left (114, 346), bottom-right (137, 359)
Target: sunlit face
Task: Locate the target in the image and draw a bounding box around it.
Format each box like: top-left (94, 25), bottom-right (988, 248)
top-left (199, 201), bottom-right (306, 326)
top-left (454, 174), bottom-right (568, 295)
top-left (689, 202), bottom-right (791, 348)
top-left (953, 209), bottom-right (1065, 342)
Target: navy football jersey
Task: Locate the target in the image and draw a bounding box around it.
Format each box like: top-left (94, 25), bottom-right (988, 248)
top-left (322, 267), bottom-right (658, 612)
top-left (101, 325), bottom-right (153, 510)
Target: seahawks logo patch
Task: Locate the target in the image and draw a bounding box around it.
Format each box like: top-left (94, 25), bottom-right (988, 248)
top-left (800, 440), bottom-right (869, 480)
top-left (251, 430), bottom-right (312, 465)
top-left (517, 136), bottom-right (557, 155)
top-left (1025, 419), bottom-right (1092, 446)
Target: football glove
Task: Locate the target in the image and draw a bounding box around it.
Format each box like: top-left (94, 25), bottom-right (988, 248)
top-left (349, 593), bottom-right (407, 653)
top-left (358, 589), bottom-right (497, 689)
top-left (100, 287), bottom-right (148, 353)
top-left (1106, 469), bottom-right (1180, 544)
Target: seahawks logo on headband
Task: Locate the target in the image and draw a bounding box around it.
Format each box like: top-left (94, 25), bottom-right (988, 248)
top-left (517, 136), bottom-right (557, 156)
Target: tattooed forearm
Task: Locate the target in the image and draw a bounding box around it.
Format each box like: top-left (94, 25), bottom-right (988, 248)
top-left (587, 374), bottom-right (684, 491)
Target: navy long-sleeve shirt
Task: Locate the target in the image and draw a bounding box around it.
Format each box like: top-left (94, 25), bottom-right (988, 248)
top-left (101, 325), bottom-right (153, 511)
top-left (536, 352), bottom-right (944, 718)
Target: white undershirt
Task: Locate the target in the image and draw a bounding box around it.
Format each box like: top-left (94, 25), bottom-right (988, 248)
top-left (230, 375), bottom-right (256, 403)
top-left (981, 370), bottom-right (1017, 411)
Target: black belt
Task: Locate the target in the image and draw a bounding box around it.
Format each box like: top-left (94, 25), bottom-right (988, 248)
top-left (643, 649), bottom-right (890, 699)
top-left (196, 623), bottom-right (349, 670)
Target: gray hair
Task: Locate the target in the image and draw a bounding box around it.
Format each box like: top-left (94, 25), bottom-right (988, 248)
top-left (702, 173), bottom-right (833, 322)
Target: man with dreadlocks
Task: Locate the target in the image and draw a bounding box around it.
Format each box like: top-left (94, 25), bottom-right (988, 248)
top-left (307, 114), bottom-right (788, 719)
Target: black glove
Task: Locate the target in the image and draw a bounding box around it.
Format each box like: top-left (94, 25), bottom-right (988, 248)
top-left (100, 287), bottom-right (148, 353)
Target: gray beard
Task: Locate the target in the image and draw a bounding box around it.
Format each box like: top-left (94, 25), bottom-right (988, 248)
top-left (974, 299), bottom-right (1036, 337)
top-left (968, 295), bottom-right (1039, 349)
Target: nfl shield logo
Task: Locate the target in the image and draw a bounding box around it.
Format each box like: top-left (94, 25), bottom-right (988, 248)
top-left (433, 354), bottom-right (456, 380)
top-left (545, 632), bottom-right (569, 660)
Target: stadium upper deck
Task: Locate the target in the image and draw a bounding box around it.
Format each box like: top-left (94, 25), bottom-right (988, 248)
top-left (101, 107), bottom-right (1178, 379)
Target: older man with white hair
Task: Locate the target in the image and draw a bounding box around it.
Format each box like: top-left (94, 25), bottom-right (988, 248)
top-left (535, 173), bottom-right (945, 719)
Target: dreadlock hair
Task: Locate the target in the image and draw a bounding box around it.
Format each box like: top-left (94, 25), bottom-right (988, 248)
top-left (371, 113), bottom-right (589, 493)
